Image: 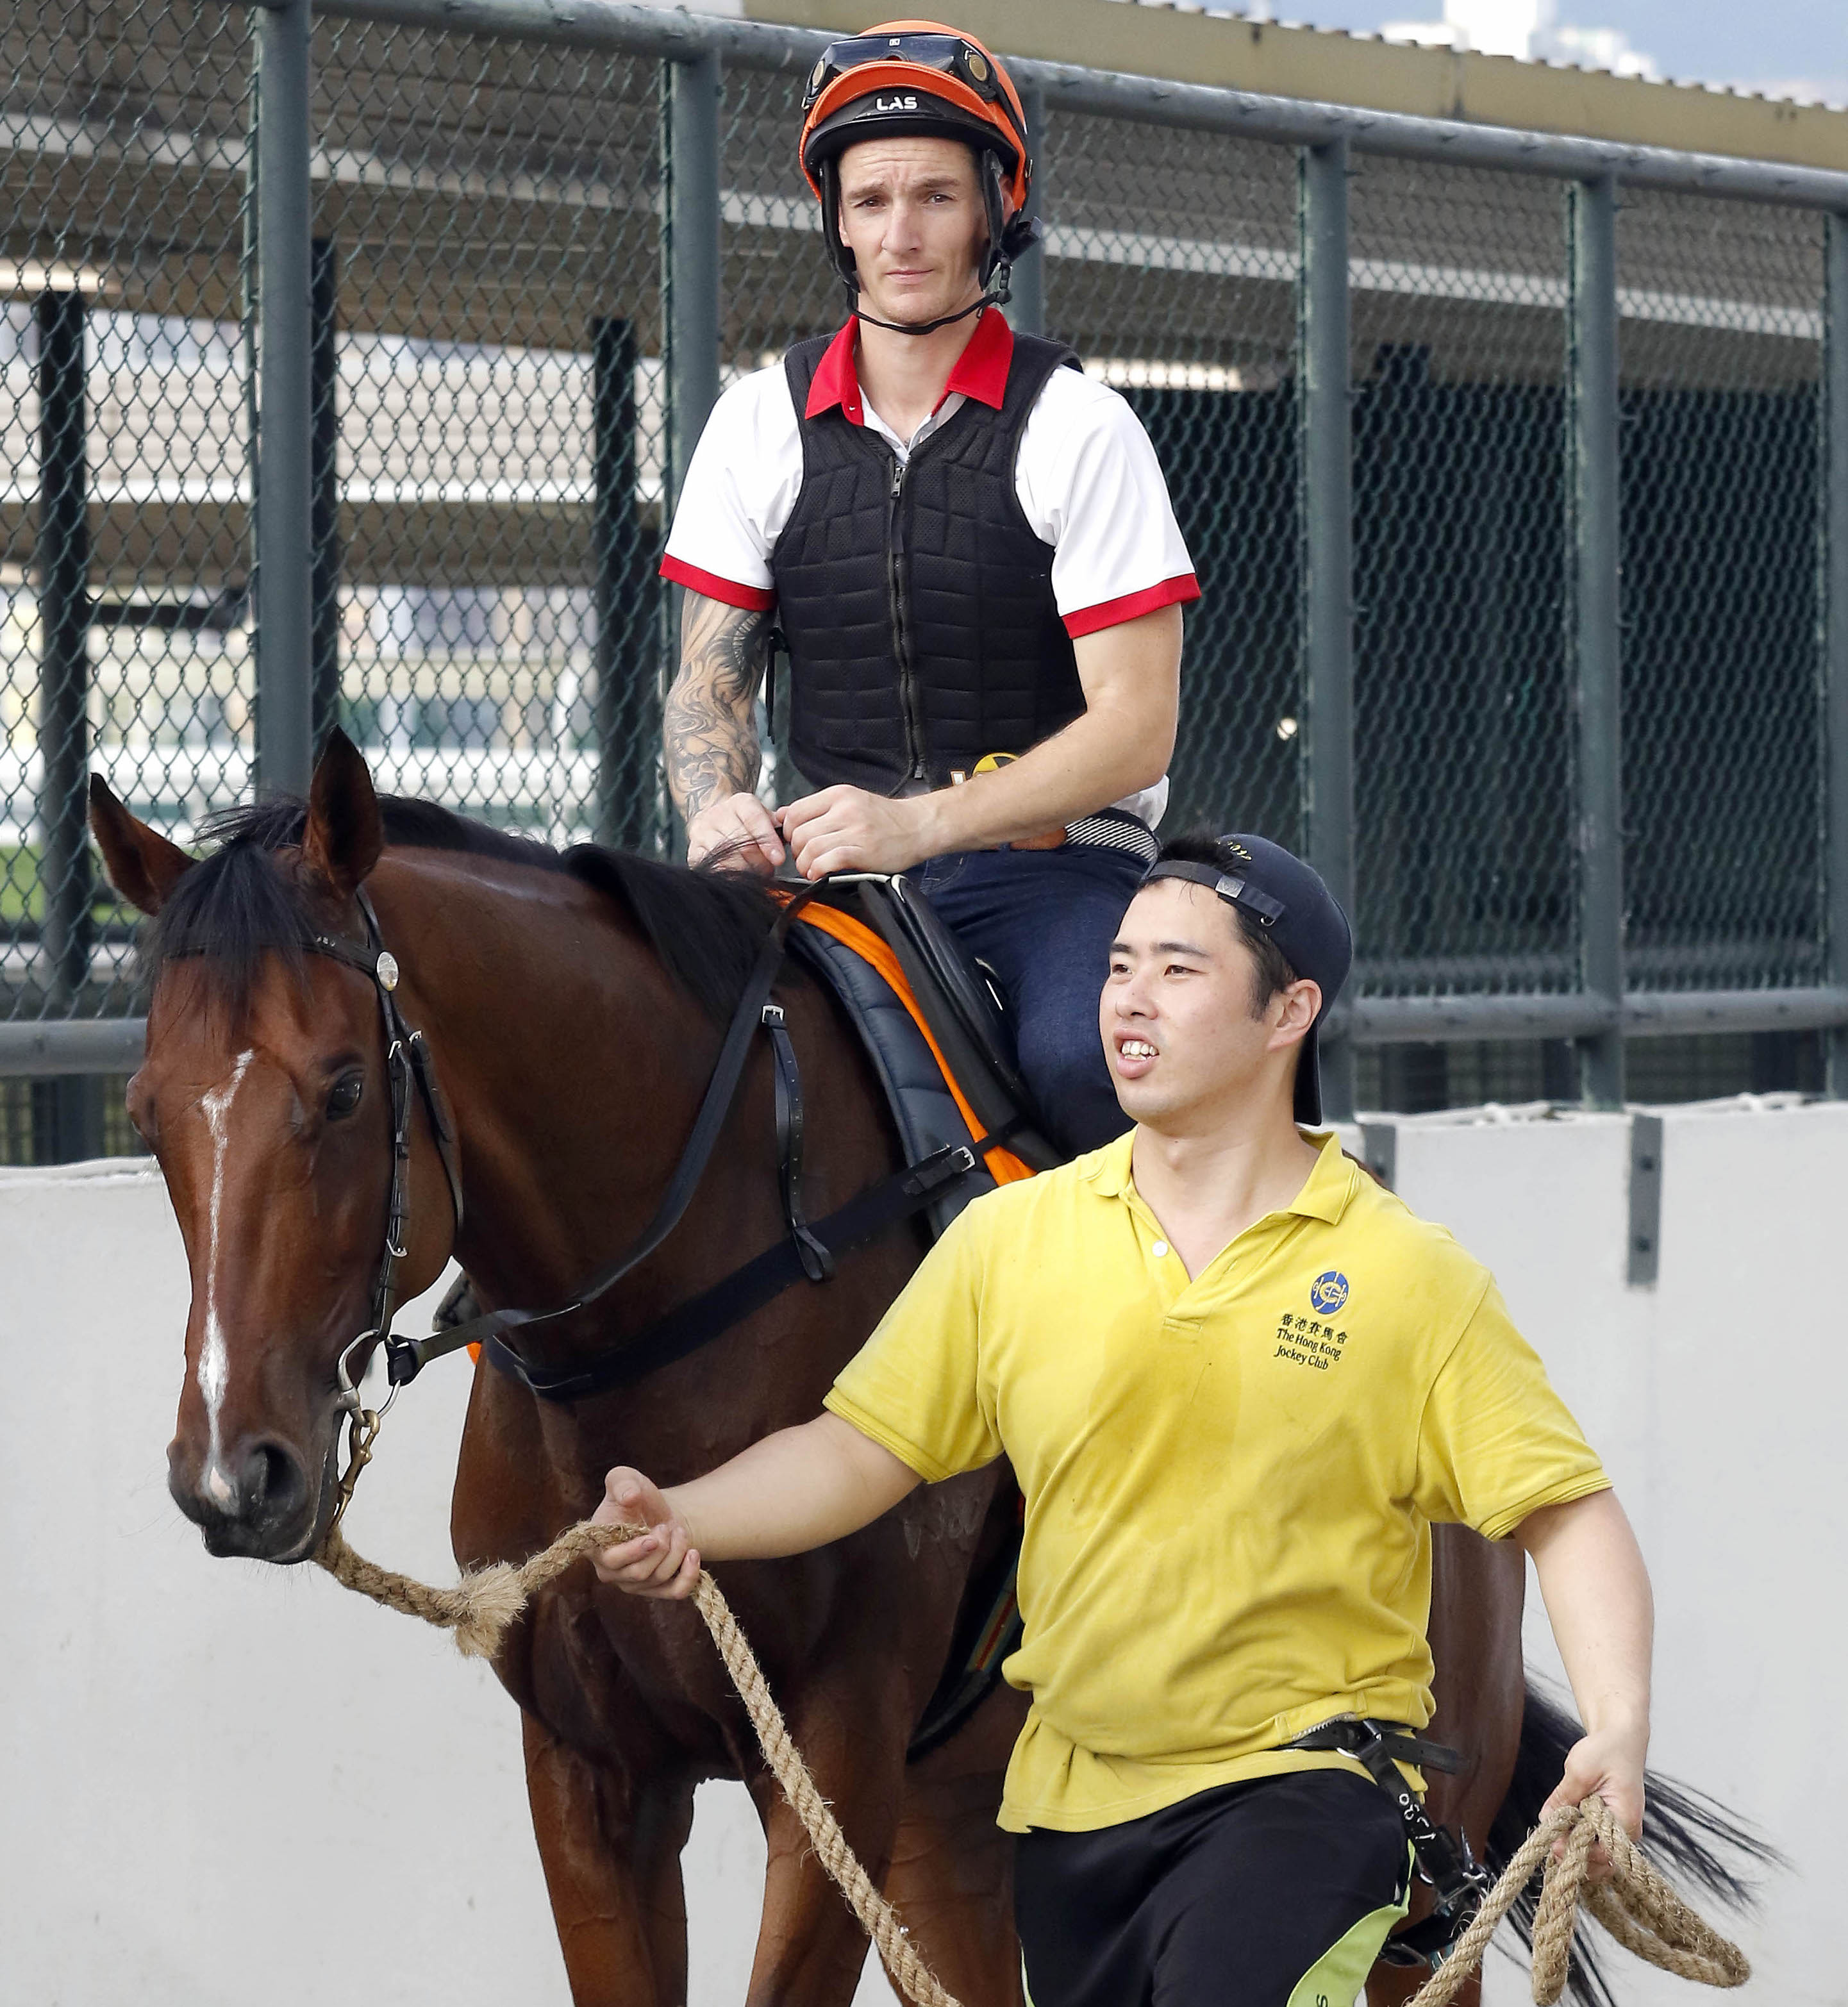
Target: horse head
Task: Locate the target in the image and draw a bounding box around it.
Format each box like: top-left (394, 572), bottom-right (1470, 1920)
top-left (90, 731), bottom-right (454, 1561)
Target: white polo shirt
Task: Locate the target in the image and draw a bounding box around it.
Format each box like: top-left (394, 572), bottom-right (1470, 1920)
top-left (660, 310), bottom-right (1199, 824)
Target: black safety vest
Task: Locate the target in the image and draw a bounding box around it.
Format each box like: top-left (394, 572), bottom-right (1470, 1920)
top-left (770, 331), bottom-right (1087, 795)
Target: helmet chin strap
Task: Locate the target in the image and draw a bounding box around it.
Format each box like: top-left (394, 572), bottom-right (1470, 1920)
top-left (853, 285), bottom-right (1001, 338)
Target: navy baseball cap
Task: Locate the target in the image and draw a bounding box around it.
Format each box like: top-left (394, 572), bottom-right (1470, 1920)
top-left (1138, 833), bottom-right (1354, 1126)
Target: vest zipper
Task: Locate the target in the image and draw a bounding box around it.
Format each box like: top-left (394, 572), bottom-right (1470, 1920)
top-left (886, 451), bottom-right (928, 784)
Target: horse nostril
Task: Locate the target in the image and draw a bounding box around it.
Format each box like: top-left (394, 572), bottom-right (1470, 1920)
top-left (238, 1438), bottom-right (309, 1528)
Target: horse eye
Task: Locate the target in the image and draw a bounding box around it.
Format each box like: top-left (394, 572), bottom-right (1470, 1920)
top-left (326, 1072), bottom-right (364, 1120)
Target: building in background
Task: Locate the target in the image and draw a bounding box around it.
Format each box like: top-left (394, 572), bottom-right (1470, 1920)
top-left (1379, 0), bottom-right (1657, 79)
top-left (6, 0), bottom-right (1848, 1160)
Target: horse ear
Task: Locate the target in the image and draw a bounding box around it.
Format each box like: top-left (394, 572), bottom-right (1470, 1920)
top-left (88, 774), bottom-right (196, 915)
top-left (301, 728), bottom-right (383, 900)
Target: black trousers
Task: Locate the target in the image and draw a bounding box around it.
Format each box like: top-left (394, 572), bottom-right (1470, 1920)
top-left (1014, 1770), bottom-right (1411, 2007)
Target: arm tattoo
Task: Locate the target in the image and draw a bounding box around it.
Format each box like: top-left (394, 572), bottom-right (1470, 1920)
top-left (664, 595), bottom-right (774, 822)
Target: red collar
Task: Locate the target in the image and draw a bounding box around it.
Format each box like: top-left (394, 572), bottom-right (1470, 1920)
top-left (804, 306), bottom-right (1015, 425)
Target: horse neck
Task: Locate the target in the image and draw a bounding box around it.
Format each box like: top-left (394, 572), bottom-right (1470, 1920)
top-left (366, 847), bottom-right (739, 1333)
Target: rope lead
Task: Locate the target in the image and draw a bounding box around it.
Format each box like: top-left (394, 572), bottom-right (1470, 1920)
top-left (317, 1519), bottom-right (965, 2007)
top-left (316, 1522), bottom-right (1749, 2007)
top-left (1408, 1792), bottom-right (1750, 2007)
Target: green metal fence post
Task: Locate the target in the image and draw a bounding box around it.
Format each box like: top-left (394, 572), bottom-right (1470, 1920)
top-left (310, 235), bottom-right (342, 754)
top-left (592, 316), bottom-right (653, 851)
top-left (1825, 215), bottom-right (1848, 1095)
top-left (256, 0), bottom-right (315, 796)
top-left (1568, 174), bottom-right (1626, 1108)
top-left (1299, 139), bottom-right (1356, 1122)
top-left (1010, 83), bottom-right (1046, 340)
top-left (35, 290), bottom-right (92, 1013)
top-left (35, 289), bottom-right (105, 1160)
top-left (666, 51), bottom-right (721, 513)
top-left (662, 51), bottom-right (721, 860)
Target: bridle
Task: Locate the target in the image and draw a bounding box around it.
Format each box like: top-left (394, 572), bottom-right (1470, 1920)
top-left (306, 878), bottom-right (987, 1535)
top-left (303, 887), bottom-right (465, 1531)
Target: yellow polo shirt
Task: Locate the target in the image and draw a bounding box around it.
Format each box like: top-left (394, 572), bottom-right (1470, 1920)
top-left (824, 1129), bottom-right (1608, 1835)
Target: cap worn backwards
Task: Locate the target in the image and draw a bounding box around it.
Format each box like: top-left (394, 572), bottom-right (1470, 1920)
top-left (1140, 834), bottom-right (1354, 1127)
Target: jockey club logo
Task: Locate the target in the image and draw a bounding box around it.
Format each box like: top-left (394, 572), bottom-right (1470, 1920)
top-left (1274, 1273), bottom-right (1352, 1372)
top-left (1310, 1270), bottom-right (1350, 1316)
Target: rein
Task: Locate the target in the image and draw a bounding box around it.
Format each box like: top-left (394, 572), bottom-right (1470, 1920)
top-left (309, 877), bottom-right (986, 1522)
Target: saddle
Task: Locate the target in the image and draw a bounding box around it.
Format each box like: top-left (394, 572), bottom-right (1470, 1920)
top-left (790, 875), bottom-right (1061, 1235)
top-left (786, 873), bottom-right (1066, 1756)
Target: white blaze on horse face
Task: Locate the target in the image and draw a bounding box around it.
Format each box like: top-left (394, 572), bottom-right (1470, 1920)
top-left (197, 1049), bottom-right (254, 1495)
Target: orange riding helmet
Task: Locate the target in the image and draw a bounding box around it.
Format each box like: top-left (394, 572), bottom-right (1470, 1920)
top-left (797, 21), bottom-right (1040, 321)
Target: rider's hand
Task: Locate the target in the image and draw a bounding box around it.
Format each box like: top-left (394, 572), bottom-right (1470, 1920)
top-left (777, 787), bottom-right (930, 878)
top-left (1541, 1723), bottom-right (1647, 1881)
top-left (686, 793), bottom-right (785, 875)
top-left (590, 1465), bottom-right (702, 1599)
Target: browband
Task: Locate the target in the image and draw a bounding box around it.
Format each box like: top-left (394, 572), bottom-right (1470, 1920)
top-left (1140, 858), bottom-right (1285, 926)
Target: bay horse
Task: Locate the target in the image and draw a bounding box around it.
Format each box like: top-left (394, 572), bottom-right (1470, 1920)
top-left (90, 731), bottom-right (1758, 2007)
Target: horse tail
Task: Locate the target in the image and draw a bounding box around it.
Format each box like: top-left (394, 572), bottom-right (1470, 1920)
top-left (1484, 1681), bottom-right (1779, 2007)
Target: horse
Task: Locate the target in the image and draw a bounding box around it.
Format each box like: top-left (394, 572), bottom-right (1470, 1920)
top-left (90, 730), bottom-right (1761, 2007)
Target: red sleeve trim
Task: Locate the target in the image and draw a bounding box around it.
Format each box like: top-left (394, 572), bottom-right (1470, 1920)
top-left (1062, 573), bottom-right (1201, 639)
top-left (659, 555), bottom-right (777, 612)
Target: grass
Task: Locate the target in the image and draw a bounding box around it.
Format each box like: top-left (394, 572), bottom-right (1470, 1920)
top-left (1, 845), bottom-right (138, 932)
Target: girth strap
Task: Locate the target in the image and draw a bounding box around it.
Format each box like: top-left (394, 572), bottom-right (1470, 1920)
top-left (765, 1001), bottom-right (836, 1284)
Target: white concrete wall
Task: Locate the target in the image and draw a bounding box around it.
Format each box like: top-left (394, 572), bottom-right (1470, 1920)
top-left (2, 1099), bottom-right (1842, 2004)
top-left (1376, 1101), bottom-right (1847, 2007)
top-left (0, 1158), bottom-right (892, 2006)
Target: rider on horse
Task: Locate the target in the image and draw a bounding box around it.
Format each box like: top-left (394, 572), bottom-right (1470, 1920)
top-left (658, 21), bottom-right (1197, 1158)
top-left (592, 829), bottom-right (1655, 2007)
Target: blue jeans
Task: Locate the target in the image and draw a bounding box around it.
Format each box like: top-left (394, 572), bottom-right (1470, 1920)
top-left (914, 844), bottom-right (1146, 1158)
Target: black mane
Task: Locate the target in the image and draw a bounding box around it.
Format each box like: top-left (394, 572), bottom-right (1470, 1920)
top-left (139, 795), bottom-right (781, 1026)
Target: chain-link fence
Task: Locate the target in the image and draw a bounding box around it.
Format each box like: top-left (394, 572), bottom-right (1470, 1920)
top-left (6, 0), bottom-right (1848, 1157)
top-left (307, 14), bottom-right (666, 854)
top-left (1617, 190), bottom-right (1825, 998)
top-left (4, 0), bottom-right (254, 1037)
top-left (1045, 115), bottom-right (1303, 851)
top-left (1349, 160), bottom-right (1573, 1003)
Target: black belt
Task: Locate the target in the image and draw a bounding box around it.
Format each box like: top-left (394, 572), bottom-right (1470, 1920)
top-left (1285, 1717), bottom-right (1494, 1970)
